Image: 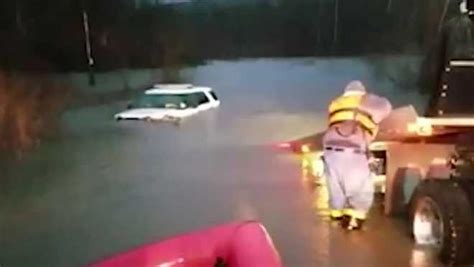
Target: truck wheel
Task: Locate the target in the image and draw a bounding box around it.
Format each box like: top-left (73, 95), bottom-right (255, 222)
top-left (410, 179), bottom-right (474, 265)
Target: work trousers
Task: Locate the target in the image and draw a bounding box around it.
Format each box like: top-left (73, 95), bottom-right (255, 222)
top-left (323, 148), bottom-right (373, 219)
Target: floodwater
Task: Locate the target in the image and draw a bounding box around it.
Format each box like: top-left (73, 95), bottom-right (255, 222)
top-left (0, 58), bottom-right (439, 267)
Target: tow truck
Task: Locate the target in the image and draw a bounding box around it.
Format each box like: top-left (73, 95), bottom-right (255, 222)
top-left (283, 59), bottom-right (474, 265)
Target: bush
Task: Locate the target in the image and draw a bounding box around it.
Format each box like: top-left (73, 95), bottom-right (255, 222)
top-left (0, 72), bottom-right (70, 157)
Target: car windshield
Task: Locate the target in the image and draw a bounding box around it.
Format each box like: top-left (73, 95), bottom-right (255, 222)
top-left (133, 94), bottom-right (197, 109)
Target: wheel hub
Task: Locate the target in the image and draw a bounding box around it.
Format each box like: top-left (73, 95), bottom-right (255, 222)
top-left (413, 197), bottom-right (444, 251)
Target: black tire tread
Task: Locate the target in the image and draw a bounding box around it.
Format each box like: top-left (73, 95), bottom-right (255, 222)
top-left (410, 179), bottom-right (474, 265)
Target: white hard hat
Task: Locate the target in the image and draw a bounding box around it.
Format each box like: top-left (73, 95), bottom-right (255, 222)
top-left (460, 0), bottom-right (468, 14)
top-left (343, 80), bottom-right (367, 96)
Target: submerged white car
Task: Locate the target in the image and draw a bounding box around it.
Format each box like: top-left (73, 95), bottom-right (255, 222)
top-left (114, 84), bottom-right (220, 121)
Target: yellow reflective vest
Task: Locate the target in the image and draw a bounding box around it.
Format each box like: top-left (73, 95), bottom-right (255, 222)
top-left (328, 94), bottom-right (378, 137)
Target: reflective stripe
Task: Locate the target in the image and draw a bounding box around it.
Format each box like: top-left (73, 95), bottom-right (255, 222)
top-left (329, 110), bottom-right (357, 123)
top-left (355, 113), bottom-right (376, 129)
top-left (329, 95), bottom-right (363, 113)
top-left (328, 95), bottom-right (378, 137)
top-left (343, 209), bottom-right (367, 220)
top-left (330, 210), bottom-right (344, 218)
top-left (328, 108), bottom-right (374, 120)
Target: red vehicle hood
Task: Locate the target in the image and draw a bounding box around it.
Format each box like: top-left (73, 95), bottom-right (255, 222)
top-left (87, 220), bottom-right (282, 267)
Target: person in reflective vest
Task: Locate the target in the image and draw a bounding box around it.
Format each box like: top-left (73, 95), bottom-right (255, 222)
top-left (322, 80), bottom-right (392, 230)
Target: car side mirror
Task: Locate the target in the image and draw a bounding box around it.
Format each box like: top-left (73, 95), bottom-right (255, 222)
top-left (127, 103), bottom-right (133, 109)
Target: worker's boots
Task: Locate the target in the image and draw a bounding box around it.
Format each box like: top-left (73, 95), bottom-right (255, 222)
top-left (329, 210), bottom-right (344, 221)
top-left (340, 215), bottom-right (364, 230)
top-left (340, 215), bottom-right (351, 228)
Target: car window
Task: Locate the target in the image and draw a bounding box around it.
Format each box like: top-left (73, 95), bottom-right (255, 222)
top-left (210, 91), bottom-right (219, 101)
top-left (134, 94), bottom-right (197, 109)
top-left (195, 92), bottom-right (210, 105)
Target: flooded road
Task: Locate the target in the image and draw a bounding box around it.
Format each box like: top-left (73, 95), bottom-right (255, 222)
top-left (0, 58), bottom-right (439, 267)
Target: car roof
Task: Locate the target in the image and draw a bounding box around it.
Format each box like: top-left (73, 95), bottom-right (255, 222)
top-left (145, 84), bottom-right (213, 95)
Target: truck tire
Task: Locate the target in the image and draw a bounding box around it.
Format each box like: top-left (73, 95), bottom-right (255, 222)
top-left (409, 179), bottom-right (474, 265)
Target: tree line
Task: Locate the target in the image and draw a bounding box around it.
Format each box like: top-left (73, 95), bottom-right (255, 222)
top-left (0, 0), bottom-right (461, 72)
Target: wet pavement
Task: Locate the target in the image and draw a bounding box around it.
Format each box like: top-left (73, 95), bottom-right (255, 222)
top-left (0, 58), bottom-right (440, 267)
